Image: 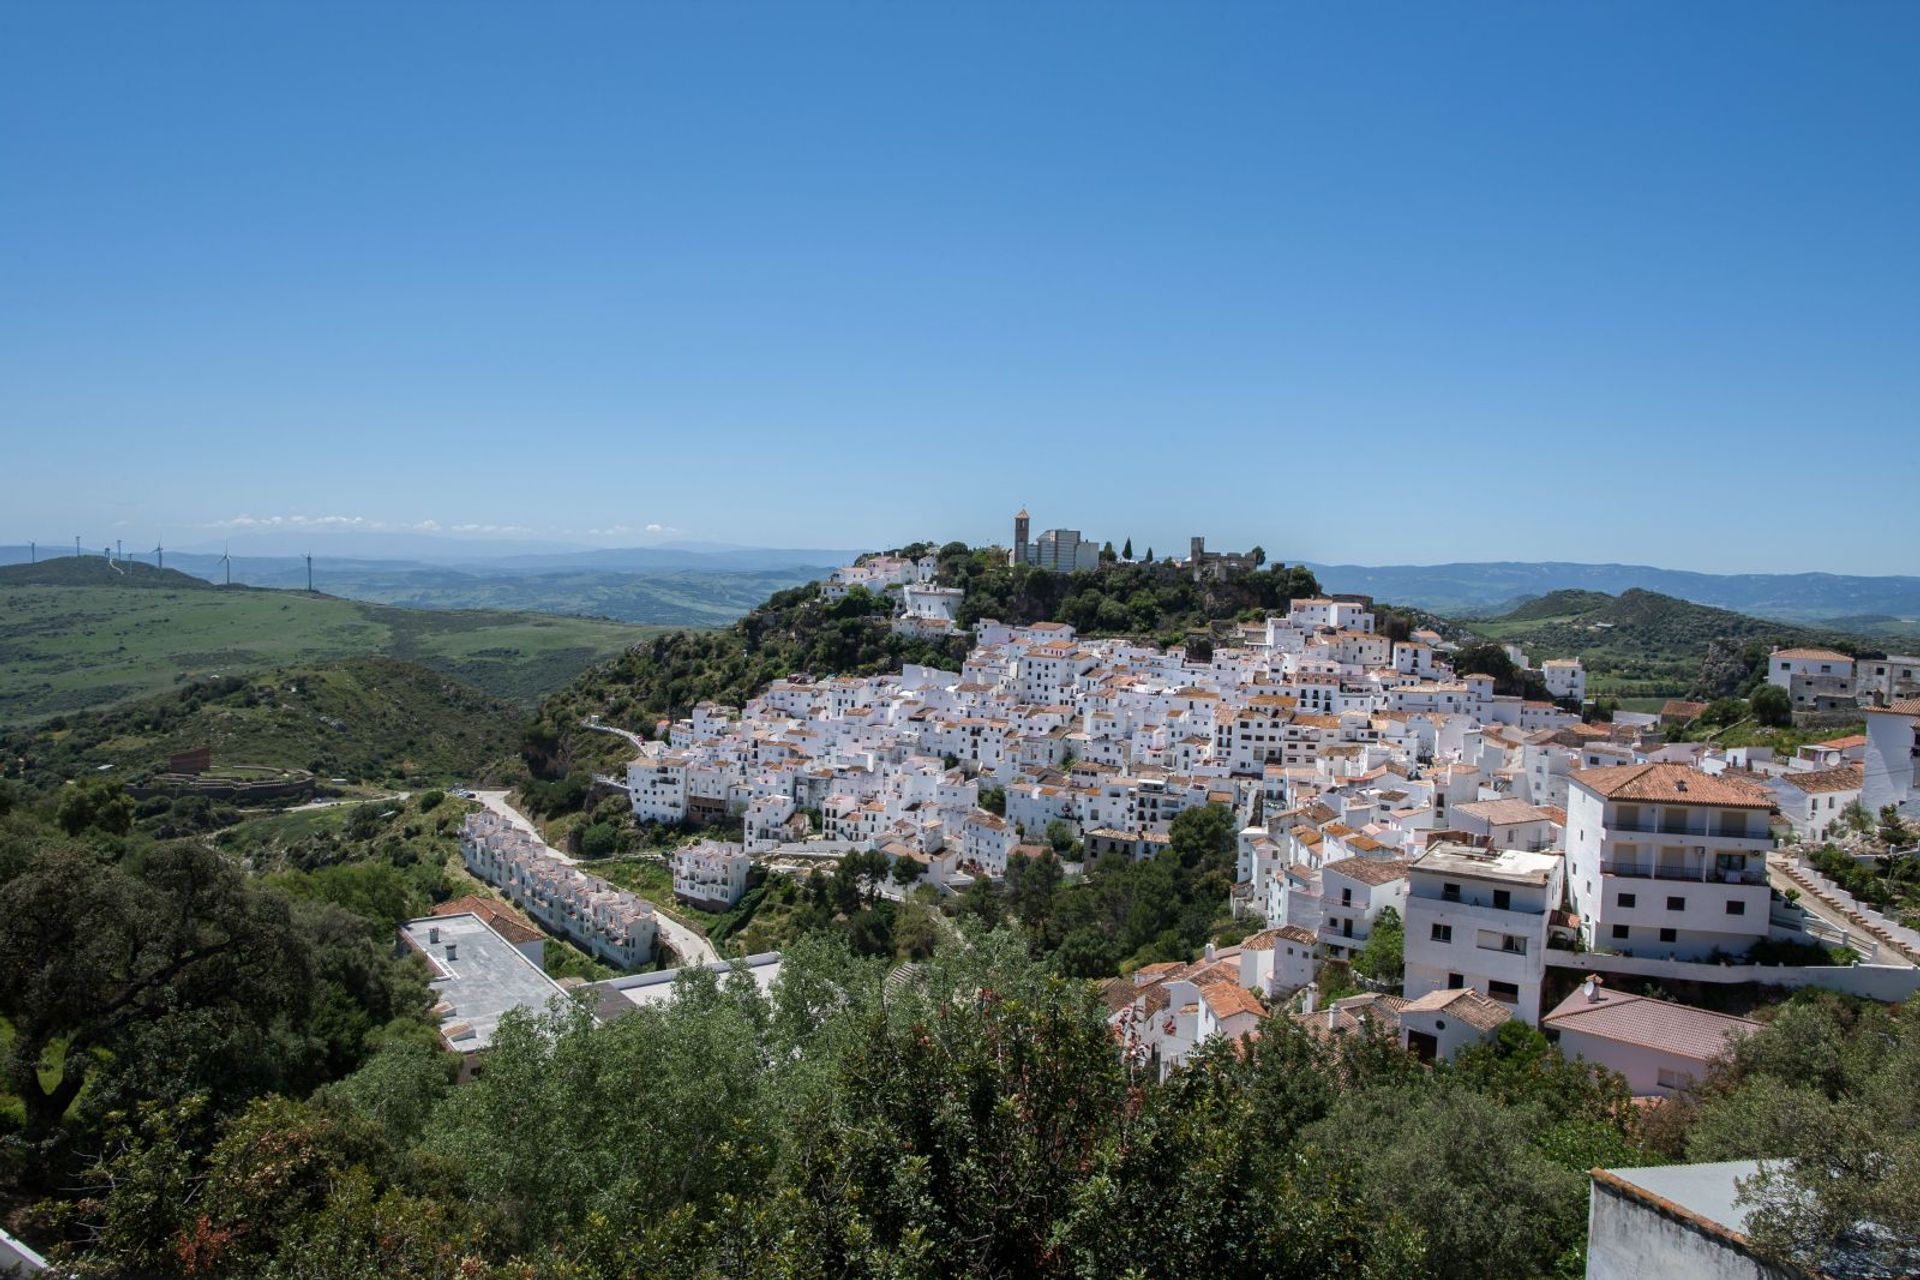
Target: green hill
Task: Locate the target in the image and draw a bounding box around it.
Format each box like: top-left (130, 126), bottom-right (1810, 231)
top-left (1466, 587), bottom-right (1876, 700)
top-left (0, 557), bottom-right (217, 590)
top-left (5, 655), bottom-right (522, 787)
top-left (0, 570), bottom-right (671, 722)
top-left (1486, 589), bottom-right (1617, 621)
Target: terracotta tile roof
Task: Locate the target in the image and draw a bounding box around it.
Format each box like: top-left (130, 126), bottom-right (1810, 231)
top-left (1871, 697), bottom-right (1920, 716)
top-left (1321, 855), bottom-right (1412, 887)
top-left (1543, 985), bottom-right (1759, 1063)
top-left (1454, 798), bottom-right (1555, 826)
top-left (1777, 764), bottom-right (1863, 794)
top-left (1572, 762), bottom-right (1774, 809)
top-left (431, 895), bottom-right (543, 947)
top-left (1812, 734), bottom-right (1867, 750)
top-left (1400, 986), bottom-right (1512, 1033)
top-left (1202, 983), bottom-right (1267, 1020)
top-left (1772, 647), bottom-right (1853, 662)
top-left (1296, 993), bottom-right (1407, 1038)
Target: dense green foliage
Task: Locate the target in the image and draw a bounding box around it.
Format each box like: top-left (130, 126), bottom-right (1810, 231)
top-left (3, 658), bottom-right (523, 791)
top-left (1465, 588), bottom-right (1877, 700)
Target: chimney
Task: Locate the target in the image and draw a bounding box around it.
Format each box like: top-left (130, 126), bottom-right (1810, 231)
top-left (1583, 975), bottom-right (1601, 1003)
top-left (445, 942), bottom-right (458, 962)
top-left (428, 926), bottom-right (440, 944)
top-left (1302, 986), bottom-right (1317, 1015)
top-left (1204, 942), bottom-right (1216, 961)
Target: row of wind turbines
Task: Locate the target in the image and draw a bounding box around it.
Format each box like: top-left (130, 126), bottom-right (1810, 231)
top-left (22, 538), bottom-right (314, 590)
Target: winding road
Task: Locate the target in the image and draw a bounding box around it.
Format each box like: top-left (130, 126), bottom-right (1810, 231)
top-left (469, 788), bottom-right (717, 965)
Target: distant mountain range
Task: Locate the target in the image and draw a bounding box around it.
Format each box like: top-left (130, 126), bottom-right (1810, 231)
top-left (1304, 560), bottom-right (1920, 627)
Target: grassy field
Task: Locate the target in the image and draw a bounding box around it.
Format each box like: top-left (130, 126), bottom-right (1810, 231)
top-left (0, 561), bottom-right (675, 722)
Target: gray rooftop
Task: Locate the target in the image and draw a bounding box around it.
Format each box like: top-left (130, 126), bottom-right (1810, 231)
top-left (1602, 1159), bottom-right (1762, 1236)
top-left (1413, 841), bottom-right (1560, 885)
top-left (400, 912), bottom-right (570, 1053)
top-left (585, 952), bottom-right (783, 1021)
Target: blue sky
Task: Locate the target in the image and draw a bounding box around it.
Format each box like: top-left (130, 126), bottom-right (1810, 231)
top-left (3, 2), bottom-right (1915, 572)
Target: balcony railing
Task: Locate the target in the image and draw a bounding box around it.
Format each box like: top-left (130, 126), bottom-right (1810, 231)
top-left (1605, 821), bottom-right (1761, 840)
top-left (1600, 861), bottom-right (1766, 885)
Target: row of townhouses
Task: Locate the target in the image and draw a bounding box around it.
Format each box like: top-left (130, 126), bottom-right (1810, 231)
top-left (458, 811), bottom-right (659, 968)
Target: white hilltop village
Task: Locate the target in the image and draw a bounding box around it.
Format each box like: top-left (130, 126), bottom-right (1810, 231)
top-left (409, 514), bottom-right (1920, 1279)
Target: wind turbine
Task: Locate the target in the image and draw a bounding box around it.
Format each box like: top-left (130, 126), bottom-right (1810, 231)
top-left (74, 536), bottom-right (81, 557)
top-left (305, 552), bottom-right (313, 593)
top-left (219, 542), bottom-right (232, 586)
top-left (152, 536), bottom-right (164, 571)
top-left (28, 541), bottom-right (34, 564)
top-left (116, 539), bottom-right (123, 560)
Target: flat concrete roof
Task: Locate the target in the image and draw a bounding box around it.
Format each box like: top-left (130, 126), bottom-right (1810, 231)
top-left (586, 952), bottom-right (783, 1020)
top-left (401, 912), bottom-right (570, 1053)
top-left (1413, 841), bottom-right (1560, 885)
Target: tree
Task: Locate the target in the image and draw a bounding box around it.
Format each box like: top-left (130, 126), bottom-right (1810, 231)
top-left (1880, 805), bottom-right (1914, 849)
top-left (978, 786), bottom-right (1006, 816)
top-left (54, 780), bottom-right (133, 837)
top-left (1353, 905), bottom-right (1405, 985)
top-left (0, 843), bottom-right (315, 1143)
top-left (1101, 541), bottom-right (1117, 564)
top-left (890, 856), bottom-right (926, 887)
top-left (1144, 546), bottom-right (1154, 563)
top-left (1122, 537), bottom-right (1133, 561)
top-left (1249, 545), bottom-right (1266, 567)
top-left (1750, 683), bottom-right (1793, 727)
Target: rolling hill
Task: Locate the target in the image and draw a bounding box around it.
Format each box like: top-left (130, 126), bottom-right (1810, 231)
top-left (1307, 559), bottom-right (1920, 625)
top-left (1462, 588), bottom-right (1877, 701)
top-left (4, 656), bottom-right (523, 787)
top-left (0, 560), bottom-right (671, 722)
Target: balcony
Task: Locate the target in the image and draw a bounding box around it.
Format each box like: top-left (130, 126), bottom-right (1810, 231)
top-left (1604, 821), bottom-right (1762, 841)
top-left (1600, 861), bottom-right (1767, 886)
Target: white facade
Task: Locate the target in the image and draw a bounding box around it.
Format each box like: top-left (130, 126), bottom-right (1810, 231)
top-left (672, 841), bottom-right (752, 909)
top-left (1565, 765), bottom-right (1774, 962)
top-left (1403, 842), bottom-right (1562, 1025)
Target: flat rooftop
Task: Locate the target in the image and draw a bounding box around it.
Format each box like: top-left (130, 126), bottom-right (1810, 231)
top-left (400, 912), bottom-right (569, 1053)
top-left (1413, 841), bottom-right (1560, 885)
top-left (586, 952), bottom-right (784, 1021)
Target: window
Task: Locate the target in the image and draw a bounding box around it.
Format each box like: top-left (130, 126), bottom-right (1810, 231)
top-left (1492, 889), bottom-right (1511, 911)
top-left (1448, 973), bottom-right (1465, 989)
top-left (1501, 935), bottom-right (1527, 955)
top-left (1656, 1067), bottom-right (1689, 1090)
top-left (1341, 887), bottom-right (1352, 906)
top-left (1611, 924), bottom-right (1630, 940)
top-left (1659, 927), bottom-right (1678, 943)
top-left (1617, 892), bottom-right (1636, 908)
top-left (1726, 900), bottom-right (1746, 916)
top-left (1667, 896), bottom-right (1686, 911)
top-left (1488, 980), bottom-right (1519, 1003)
top-left (1430, 923), bottom-right (1453, 943)
top-left (1442, 882), bottom-right (1461, 901)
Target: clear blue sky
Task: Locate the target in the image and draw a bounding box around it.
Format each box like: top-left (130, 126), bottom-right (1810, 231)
top-left (3, 2), bottom-right (1915, 571)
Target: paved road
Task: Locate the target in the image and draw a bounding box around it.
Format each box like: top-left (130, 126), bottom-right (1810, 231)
top-left (471, 790), bottom-right (577, 865)
top-left (584, 718), bottom-right (653, 757)
top-left (470, 788), bottom-right (717, 965)
top-left (275, 791), bottom-right (408, 814)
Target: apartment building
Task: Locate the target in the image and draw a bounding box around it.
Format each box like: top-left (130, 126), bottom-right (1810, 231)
top-left (671, 841), bottom-right (752, 910)
top-left (1403, 841), bottom-right (1563, 1024)
top-left (1317, 856), bottom-right (1410, 963)
top-left (1565, 764), bottom-right (1774, 961)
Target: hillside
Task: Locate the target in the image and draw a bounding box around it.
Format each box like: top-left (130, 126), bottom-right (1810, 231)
top-left (1309, 559), bottom-right (1920, 624)
top-left (0, 556), bottom-right (217, 590)
top-left (1464, 588), bottom-right (1876, 700)
top-left (529, 545), bottom-right (1333, 776)
top-left (3, 655), bottom-right (522, 787)
top-left (0, 567), bottom-right (668, 721)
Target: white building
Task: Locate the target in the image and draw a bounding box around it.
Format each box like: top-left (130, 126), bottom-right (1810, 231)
top-left (1317, 857), bottom-right (1410, 964)
top-left (672, 840), bottom-right (752, 910)
top-left (1862, 698), bottom-right (1919, 818)
top-left (1565, 764), bottom-right (1774, 961)
top-left (628, 755), bottom-right (689, 825)
top-left (1766, 645), bottom-right (1856, 711)
top-left (1397, 986), bottom-right (1513, 1062)
top-left (1538, 657), bottom-right (1585, 704)
top-left (1403, 841), bottom-right (1564, 1025)
top-left (1768, 764), bottom-right (1863, 843)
